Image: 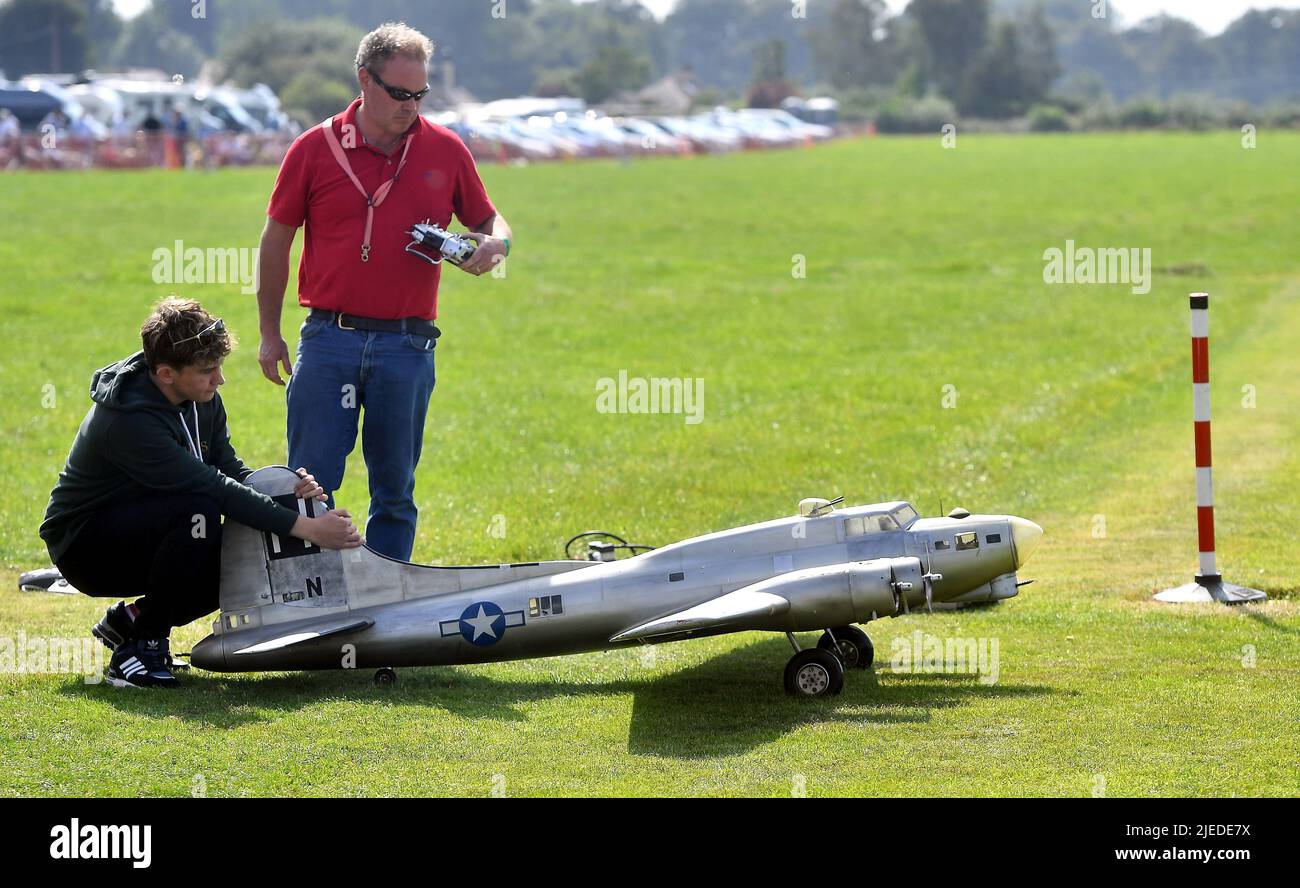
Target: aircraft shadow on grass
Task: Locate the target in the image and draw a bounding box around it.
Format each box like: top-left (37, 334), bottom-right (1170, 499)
top-left (61, 636), bottom-right (1059, 758)
top-left (623, 637), bottom-right (1058, 757)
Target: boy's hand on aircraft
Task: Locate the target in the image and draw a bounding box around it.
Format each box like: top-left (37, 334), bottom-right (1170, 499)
top-left (293, 468), bottom-right (328, 502)
top-left (313, 509), bottom-right (362, 549)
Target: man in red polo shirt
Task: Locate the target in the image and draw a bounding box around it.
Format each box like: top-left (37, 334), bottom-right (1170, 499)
top-left (256, 22), bottom-right (510, 560)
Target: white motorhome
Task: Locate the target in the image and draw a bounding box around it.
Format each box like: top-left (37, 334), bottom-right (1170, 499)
top-left (94, 79), bottom-right (222, 134)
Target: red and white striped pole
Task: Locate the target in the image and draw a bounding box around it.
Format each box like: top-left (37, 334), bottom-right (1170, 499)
top-left (1156, 292), bottom-right (1266, 604)
top-left (1189, 292), bottom-right (1218, 586)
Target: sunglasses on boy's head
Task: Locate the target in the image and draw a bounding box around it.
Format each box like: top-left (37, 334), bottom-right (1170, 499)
top-left (366, 68), bottom-right (431, 103)
top-left (172, 317), bottom-right (225, 347)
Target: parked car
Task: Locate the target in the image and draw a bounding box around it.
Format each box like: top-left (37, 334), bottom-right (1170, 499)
top-left (738, 107), bottom-right (834, 141)
top-left (705, 109), bottom-right (798, 148)
top-left (650, 116), bottom-right (741, 153)
top-left (518, 115), bottom-right (592, 158)
top-left (471, 118), bottom-right (557, 161)
top-left (612, 116), bottom-right (691, 155)
top-left (566, 113), bottom-right (644, 155)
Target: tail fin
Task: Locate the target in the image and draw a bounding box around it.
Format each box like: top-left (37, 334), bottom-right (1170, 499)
top-left (219, 466), bottom-right (348, 616)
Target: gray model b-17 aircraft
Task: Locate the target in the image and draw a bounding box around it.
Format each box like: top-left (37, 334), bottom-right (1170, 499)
top-left (189, 467), bottom-right (1043, 697)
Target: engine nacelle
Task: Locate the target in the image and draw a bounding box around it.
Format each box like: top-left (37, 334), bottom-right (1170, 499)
top-left (746, 557), bottom-right (925, 631)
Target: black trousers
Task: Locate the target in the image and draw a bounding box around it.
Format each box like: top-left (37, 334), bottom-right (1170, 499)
top-left (56, 493), bottom-right (222, 639)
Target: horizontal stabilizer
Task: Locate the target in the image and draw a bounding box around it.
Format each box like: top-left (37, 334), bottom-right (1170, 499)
top-left (231, 617), bottom-right (374, 655)
top-left (610, 589), bottom-right (789, 643)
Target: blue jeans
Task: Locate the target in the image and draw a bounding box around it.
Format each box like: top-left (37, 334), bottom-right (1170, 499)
top-left (285, 314), bottom-right (436, 561)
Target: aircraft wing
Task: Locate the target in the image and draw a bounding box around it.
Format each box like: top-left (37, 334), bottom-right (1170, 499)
top-left (609, 588), bottom-right (789, 643)
top-left (229, 616), bottom-right (374, 656)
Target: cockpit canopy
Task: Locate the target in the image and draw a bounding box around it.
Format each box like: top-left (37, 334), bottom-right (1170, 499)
top-left (841, 502), bottom-right (919, 537)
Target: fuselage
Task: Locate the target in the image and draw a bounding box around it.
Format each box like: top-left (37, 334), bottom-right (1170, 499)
top-left (191, 484), bottom-right (1042, 673)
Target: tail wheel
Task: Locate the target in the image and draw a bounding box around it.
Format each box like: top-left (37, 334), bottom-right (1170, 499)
top-left (784, 648), bottom-right (845, 697)
top-left (817, 625), bottom-right (874, 669)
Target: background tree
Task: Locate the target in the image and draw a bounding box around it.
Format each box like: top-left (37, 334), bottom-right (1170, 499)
top-left (532, 66), bottom-right (581, 97)
top-left (1017, 3), bottom-right (1060, 97)
top-left (279, 72), bottom-right (356, 126)
top-left (746, 37), bottom-right (796, 107)
top-left (907, 0), bottom-right (990, 100)
top-left (4, 0), bottom-right (1298, 118)
top-left (1211, 10), bottom-right (1300, 104)
top-left (110, 4), bottom-right (204, 80)
top-left (752, 37), bottom-right (784, 83)
top-left (578, 37), bottom-right (652, 104)
top-left (216, 17), bottom-right (361, 95)
top-left (958, 4), bottom-right (1059, 117)
top-left (154, 0), bottom-right (218, 56)
top-left (961, 19), bottom-right (1033, 116)
top-left (527, 0), bottom-right (663, 100)
top-left (388, 0), bottom-right (538, 100)
top-left (1124, 15), bottom-right (1215, 97)
top-left (0, 0), bottom-right (93, 76)
top-left (810, 0), bottom-right (895, 91)
top-left (744, 0), bottom-right (824, 87)
top-left (84, 0), bottom-right (122, 66)
top-left (662, 0), bottom-right (752, 92)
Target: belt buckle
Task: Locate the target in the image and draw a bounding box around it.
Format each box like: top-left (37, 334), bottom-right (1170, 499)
top-left (335, 312), bottom-right (356, 331)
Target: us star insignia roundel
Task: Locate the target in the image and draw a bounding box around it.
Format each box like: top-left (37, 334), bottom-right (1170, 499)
top-left (439, 601), bottom-right (526, 646)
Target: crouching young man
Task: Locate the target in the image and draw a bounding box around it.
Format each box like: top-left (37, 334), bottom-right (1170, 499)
top-left (39, 299), bottom-right (362, 688)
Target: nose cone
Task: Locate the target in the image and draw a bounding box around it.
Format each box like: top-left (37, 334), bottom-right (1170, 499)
top-left (188, 633), bottom-right (225, 671)
top-left (1009, 517), bottom-right (1043, 568)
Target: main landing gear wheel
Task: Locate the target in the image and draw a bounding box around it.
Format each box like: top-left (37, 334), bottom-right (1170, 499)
top-left (374, 667), bottom-right (397, 688)
top-left (784, 648), bottom-right (845, 697)
top-left (817, 625), bottom-right (874, 669)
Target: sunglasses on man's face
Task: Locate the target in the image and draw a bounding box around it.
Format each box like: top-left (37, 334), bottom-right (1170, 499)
top-left (366, 68), bottom-right (431, 103)
top-left (172, 317), bottom-right (225, 347)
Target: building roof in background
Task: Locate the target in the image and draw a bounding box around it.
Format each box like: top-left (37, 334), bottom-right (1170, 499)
top-left (602, 71), bottom-right (699, 116)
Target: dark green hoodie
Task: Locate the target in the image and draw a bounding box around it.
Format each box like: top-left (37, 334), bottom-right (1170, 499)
top-left (40, 351), bottom-right (299, 564)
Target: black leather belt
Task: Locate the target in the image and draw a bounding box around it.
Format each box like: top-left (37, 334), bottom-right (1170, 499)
top-left (309, 308), bottom-right (440, 339)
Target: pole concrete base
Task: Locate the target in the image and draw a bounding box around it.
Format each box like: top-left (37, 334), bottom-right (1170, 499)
top-left (1154, 574), bottom-right (1267, 605)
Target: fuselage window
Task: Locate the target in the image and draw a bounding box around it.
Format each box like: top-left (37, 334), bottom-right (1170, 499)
top-left (934, 539), bottom-right (950, 550)
top-left (955, 532), bottom-right (979, 551)
top-left (986, 533), bottom-right (1002, 544)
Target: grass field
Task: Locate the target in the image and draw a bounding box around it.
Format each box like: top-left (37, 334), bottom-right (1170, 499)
top-left (1, 132), bottom-right (1298, 796)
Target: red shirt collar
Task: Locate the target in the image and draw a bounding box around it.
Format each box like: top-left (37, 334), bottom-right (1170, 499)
top-left (338, 96), bottom-right (420, 153)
